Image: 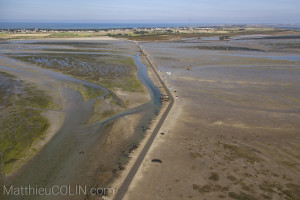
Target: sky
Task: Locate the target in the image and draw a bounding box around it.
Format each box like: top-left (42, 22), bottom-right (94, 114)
top-left (0, 0), bottom-right (299, 24)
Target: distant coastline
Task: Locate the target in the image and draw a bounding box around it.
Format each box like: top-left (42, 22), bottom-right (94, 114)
top-left (0, 22), bottom-right (216, 30)
top-left (1, 22), bottom-right (300, 30)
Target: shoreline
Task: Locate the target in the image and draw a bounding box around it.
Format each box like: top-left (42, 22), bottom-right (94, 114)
top-left (122, 50), bottom-right (184, 200)
top-left (109, 56), bottom-right (168, 196)
top-left (111, 41), bottom-right (175, 200)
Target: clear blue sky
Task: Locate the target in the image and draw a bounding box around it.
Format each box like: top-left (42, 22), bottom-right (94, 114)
top-left (0, 0), bottom-right (299, 23)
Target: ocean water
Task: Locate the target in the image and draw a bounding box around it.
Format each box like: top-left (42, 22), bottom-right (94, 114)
top-left (1, 22), bottom-right (299, 30)
top-left (0, 22), bottom-right (219, 29)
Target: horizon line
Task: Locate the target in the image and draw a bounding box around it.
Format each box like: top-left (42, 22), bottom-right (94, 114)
top-left (1, 21), bottom-right (299, 25)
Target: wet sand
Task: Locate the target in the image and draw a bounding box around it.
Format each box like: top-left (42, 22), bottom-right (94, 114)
top-left (0, 38), bottom-right (161, 200)
top-left (125, 34), bottom-right (300, 199)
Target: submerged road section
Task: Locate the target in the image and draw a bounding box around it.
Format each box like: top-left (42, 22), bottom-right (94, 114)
top-left (114, 43), bottom-right (175, 200)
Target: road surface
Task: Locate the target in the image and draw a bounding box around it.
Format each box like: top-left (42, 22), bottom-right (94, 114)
top-left (113, 43), bottom-right (175, 200)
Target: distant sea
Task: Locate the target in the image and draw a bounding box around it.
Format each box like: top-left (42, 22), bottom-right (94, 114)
top-left (1, 22), bottom-right (299, 30)
top-left (0, 22), bottom-right (222, 29)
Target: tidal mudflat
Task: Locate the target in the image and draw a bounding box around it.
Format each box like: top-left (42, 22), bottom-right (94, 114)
top-left (126, 34), bottom-right (300, 199)
top-left (0, 38), bottom-right (161, 199)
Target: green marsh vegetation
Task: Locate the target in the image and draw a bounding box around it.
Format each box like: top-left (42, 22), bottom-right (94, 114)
top-left (0, 26), bottom-right (292, 41)
top-left (62, 81), bottom-right (126, 123)
top-left (12, 53), bottom-right (144, 93)
top-left (47, 32), bottom-right (95, 38)
top-left (111, 27), bottom-right (286, 41)
top-left (64, 81), bottom-right (104, 101)
top-left (0, 71), bottom-right (51, 175)
top-left (40, 48), bottom-right (127, 55)
top-left (30, 41), bottom-right (110, 47)
top-left (88, 92), bottom-right (126, 124)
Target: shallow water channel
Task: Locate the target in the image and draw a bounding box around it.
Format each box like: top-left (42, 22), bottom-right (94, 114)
top-left (0, 40), bottom-right (161, 199)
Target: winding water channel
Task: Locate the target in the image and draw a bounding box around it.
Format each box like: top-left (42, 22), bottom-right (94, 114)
top-left (0, 40), bottom-right (161, 200)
